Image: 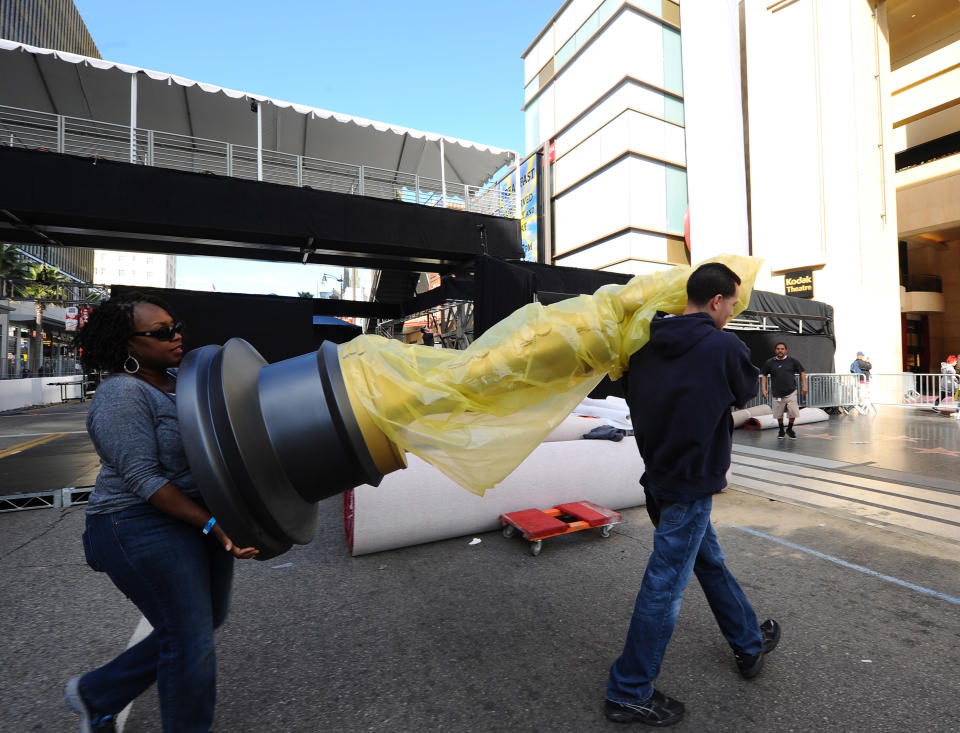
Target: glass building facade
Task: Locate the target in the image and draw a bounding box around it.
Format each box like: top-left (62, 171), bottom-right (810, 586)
top-left (0, 0), bottom-right (100, 59)
top-left (522, 0), bottom-right (688, 275)
top-left (0, 0), bottom-right (98, 284)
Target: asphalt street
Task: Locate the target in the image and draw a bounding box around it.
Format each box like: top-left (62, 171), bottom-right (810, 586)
top-left (1, 404), bottom-right (959, 731)
top-left (0, 402), bottom-right (97, 496)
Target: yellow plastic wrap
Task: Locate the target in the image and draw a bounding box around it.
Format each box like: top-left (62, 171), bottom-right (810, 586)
top-left (338, 254), bottom-right (762, 495)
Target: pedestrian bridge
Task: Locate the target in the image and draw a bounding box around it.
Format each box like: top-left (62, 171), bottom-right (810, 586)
top-left (0, 40), bottom-right (522, 272)
top-left (0, 104), bottom-right (515, 218)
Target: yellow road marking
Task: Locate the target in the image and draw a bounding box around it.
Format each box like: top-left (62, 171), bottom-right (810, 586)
top-left (0, 432), bottom-right (68, 459)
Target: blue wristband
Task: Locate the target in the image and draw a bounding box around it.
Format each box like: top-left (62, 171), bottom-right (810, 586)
top-left (202, 517), bottom-right (217, 535)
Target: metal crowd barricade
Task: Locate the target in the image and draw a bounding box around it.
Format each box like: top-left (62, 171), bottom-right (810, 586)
top-left (740, 385), bottom-right (769, 411)
top-left (741, 374), bottom-right (859, 412)
top-left (736, 372), bottom-right (956, 415)
top-left (803, 373), bottom-right (860, 410)
top-left (866, 373), bottom-right (955, 409)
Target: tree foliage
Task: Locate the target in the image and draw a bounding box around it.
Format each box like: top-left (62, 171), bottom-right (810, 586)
top-left (0, 244), bottom-right (30, 295)
top-left (21, 264), bottom-right (71, 373)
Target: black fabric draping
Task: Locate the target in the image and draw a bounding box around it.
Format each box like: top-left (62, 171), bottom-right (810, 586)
top-left (402, 276), bottom-right (475, 315)
top-left (112, 285), bottom-right (314, 365)
top-left (736, 332), bottom-right (836, 374)
top-left (473, 256), bottom-right (536, 338)
top-left (746, 291), bottom-right (834, 340)
top-left (473, 255), bottom-right (631, 337)
top-left (473, 256), bottom-right (632, 399)
top-left (0, 146), bottom-right (522, 269)
top-left (312, 316), bottom-right (362, 346)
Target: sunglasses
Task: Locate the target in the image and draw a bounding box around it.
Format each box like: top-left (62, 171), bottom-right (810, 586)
top-left (131, 322), bottom-right (184, 341)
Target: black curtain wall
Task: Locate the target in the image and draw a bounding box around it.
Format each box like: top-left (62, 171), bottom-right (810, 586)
top-left (473, 256), bottom-right (633, 399)
top-left (111, 285), bottom-right (315, 365)
top-left (747, 290), bottom-right (834, 339)
top-left (737, 332), bottom-right (836, 374)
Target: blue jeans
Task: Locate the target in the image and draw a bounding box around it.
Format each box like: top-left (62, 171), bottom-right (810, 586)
top-left (79, 504), bottom-right (234, 733)
top-left (607, 494), bottom-right (761, 703)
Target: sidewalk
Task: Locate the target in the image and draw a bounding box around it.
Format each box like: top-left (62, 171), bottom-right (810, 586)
top-left (2, 406), bottom-right (959, 732)
top-left (733, 405), bottom-right (960, 479)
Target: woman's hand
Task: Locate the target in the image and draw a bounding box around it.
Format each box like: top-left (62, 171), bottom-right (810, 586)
top-left (212, 524), bottom-right (260, 559)
top-left (148, 484), bottom-right (260, 559)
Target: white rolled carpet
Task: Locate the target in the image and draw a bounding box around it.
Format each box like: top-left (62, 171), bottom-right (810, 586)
top-left (344, 437), bottom-right (645, 556)
top-left (570, 396), bottom-right (631, 428)
top-left (732, 404), bottom-right (772, 428)
top-left (744, 407), bottom-right (830, 430)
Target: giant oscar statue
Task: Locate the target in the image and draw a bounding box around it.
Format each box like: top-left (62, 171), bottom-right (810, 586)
top-left (177, 255), bottom-right (761, 559)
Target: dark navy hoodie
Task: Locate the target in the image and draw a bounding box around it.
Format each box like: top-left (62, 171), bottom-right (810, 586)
top-left (627, 311), bottom-right (759, 502)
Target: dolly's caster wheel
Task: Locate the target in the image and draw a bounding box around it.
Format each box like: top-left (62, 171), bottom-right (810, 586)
top-left (502, 524), bottom-right (516, 539)
top-left (530, 540), bottom-right (542, 557)
top-left (601, 524), bottom-right (613, 538)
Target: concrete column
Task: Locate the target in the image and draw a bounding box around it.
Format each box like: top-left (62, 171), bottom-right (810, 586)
top-left (439, 138), bottom-right (446, 208)
top-left (257, 101), bottom-right (263, 182)
top-left (741, 0), bottom-right (902, 373)
top-left (0, 309), bottom-right (8, 378)
top-left (678, 0), bottom-right (750, 261)
top-left (130, 73), bottom-right (138, 163)
top-left (13, 326), bottom-right (22, 377)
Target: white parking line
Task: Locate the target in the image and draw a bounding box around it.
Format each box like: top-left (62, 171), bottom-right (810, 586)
top-left (0, 431), bottom-right (88, 438)
top-left (732, 525), bottom-right (960, 606)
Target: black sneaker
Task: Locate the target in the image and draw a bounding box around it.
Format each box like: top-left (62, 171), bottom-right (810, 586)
top-left (785, 427), bottom-right (797, 439)
top-left (65, 676), bottom-right (117, 732)
top-left (605, 690), bottom-right (685, 726)
top-left (777, 428), bottom-right (785, 439)
top-left (734, 619), bottom-right (781, 679)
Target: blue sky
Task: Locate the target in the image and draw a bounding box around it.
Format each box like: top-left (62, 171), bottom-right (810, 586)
top-left (73, 0), bottom-right (560, 295)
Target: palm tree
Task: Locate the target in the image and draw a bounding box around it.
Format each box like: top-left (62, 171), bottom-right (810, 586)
top-left (297, 290), bottom-right (314, 299)
top-left (0, 244), bottom-right (29, 298)
top-left (20, 264), bottom-right (69, 375)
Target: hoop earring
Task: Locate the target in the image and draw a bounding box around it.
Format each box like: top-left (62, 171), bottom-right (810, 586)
top-left (123, 353), bottom-right (141, 374)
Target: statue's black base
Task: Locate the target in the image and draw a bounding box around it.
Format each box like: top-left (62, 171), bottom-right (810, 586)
top-left (177, 339), bottom-right (383, 560)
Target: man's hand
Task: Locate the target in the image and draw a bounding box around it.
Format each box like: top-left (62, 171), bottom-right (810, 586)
top-left (761, 389), bottom-right (768, 399)
top-left (802, 384), bottom-right (808, 396)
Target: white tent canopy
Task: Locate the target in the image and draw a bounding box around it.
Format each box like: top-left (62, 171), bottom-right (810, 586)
top-left (0, 39), bottom-right (515, 186)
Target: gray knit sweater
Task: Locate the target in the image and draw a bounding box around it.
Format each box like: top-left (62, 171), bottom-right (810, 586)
top-left (85, 373), bottom-right (200, 514)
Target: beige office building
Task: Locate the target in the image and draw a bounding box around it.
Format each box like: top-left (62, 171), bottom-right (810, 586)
top-left (93, 251), bottom-right (177, 289)
top-left (524, 0), bottom-right (960, 373)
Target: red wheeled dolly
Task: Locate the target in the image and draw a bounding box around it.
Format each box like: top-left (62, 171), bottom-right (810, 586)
top-left (499, 500), bottom-right (623, 556)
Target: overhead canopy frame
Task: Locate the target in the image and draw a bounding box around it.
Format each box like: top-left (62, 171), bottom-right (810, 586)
top-left (0, 39), bottom-right (515, 187)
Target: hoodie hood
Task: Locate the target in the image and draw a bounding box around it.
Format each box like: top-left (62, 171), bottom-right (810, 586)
top-left (649, 311), bottom-right (717, 358)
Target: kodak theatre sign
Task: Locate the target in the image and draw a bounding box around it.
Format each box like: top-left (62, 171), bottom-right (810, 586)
top-left (784, 269), bottom-right (814, 299)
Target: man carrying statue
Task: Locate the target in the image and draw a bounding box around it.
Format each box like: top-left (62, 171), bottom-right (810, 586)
top-left (604, 262), bottom-right (781, 727)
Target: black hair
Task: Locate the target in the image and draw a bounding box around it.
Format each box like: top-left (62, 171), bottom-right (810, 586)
top-left (775, 342), bottom-right (788, 350)
top-left (686, 262), bottom-right (741, 306)
top-left (74, 291), bottom-right (178, 373)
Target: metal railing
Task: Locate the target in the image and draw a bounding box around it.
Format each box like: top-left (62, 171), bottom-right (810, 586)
top-left (740, 373), bottom-right (859, 411)
top-left (0, 486), bottom-right (91, 513)
top-left (1, 361), bottom-right (85, 380)
top-left (739, 372), bottom-right (959, 413)
top-left (0, 104), bottom-right (516, 218)
top-left (865, 372), bottom-right (959, 409)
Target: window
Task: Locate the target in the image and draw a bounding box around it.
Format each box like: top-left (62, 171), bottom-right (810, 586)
top-left (556, 0), bottom-right (619, 71)
top-left (662, 26), bottom-right (683, 96)
top-left (665, 165), bottom-right (687, 234)
top-left (664, 96), bottom-right (684, 125)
